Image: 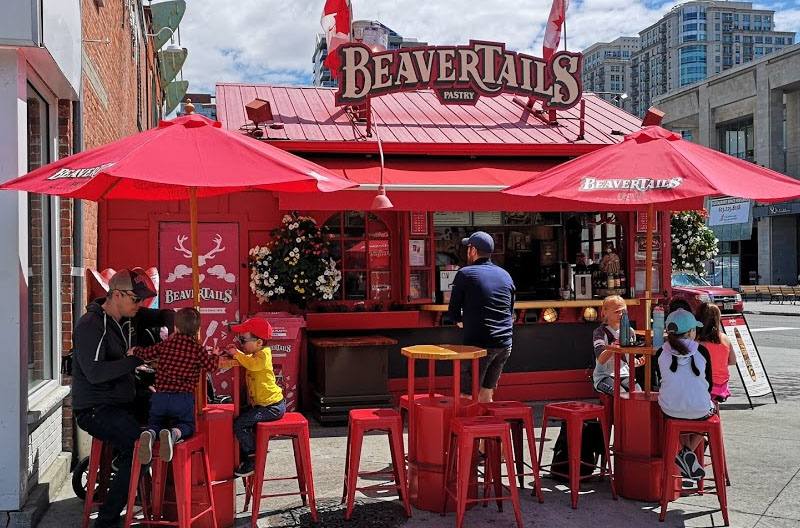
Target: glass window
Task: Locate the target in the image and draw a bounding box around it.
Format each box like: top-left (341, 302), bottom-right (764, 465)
top-left (26, 84), bottom-right (57, 391)
top-left (323, 212), bottom-right (392, 301)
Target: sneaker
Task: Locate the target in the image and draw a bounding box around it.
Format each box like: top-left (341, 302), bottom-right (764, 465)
top-left (682, 449), bottom-right (706, 480)
top-left (158, 429), bottom-right (177, 463)
top-left (138, 430), bottom-right (155, 465)
top-left (234, 457), bottom-right (255, 478)
top-left (674, 447), bottom-right (692, 479)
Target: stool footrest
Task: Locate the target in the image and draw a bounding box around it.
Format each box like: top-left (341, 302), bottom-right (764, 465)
top-left (255, 490), bottom-right (311, 500)
top-left (356, 469), bottom-right (396, 478)
top-left (355, 483), bottom-right (404, 493)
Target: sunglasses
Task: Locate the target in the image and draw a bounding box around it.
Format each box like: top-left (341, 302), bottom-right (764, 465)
top-left (119, 290), bottom-right (144, 304)
top-left (237, 336), bottom-right (260, 343)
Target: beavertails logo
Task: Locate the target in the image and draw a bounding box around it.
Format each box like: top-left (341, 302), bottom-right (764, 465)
top-left (335, 40), bottom-right (582, 109)
top-left (579, 177), bottom-right (684, 192)
top-left (47, 162), bottom-right (115, 180)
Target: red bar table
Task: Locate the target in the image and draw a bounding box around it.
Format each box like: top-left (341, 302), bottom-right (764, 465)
top-left (401, 344), bottom-right (486, 512)
top-left (605, 343), bottom-right (670, 502)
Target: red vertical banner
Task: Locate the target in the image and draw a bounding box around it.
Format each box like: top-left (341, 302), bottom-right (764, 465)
top-left (159, 222), bottom-right (240, 396)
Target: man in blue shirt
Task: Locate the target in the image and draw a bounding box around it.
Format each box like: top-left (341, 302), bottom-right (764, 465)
top-left (447, 231), bottom-right (516, 403)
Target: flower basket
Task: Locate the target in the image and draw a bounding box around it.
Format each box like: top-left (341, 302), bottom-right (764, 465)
top-left (249, 214), bottom-right (341, 309)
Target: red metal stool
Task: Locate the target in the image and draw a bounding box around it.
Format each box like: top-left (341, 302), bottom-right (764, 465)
top-left (341, 408), bottom-right (411, 520)
top-left (125, 433), bottom-right (217, 528)
top-left (82, 437), bottom-right (114, 528)
top-left (538, 401), bottom-right (617, 509)
top-left (479, 401), bottom-right (544, 503)
top-left (244, 412), bottom-right (317, 527)
top-left (659, 414), bottom-right (729, 525)
top-left (441, 416), bottom-right (523, 528)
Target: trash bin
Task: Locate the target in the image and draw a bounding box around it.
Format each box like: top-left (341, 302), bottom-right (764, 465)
top-left (250, 312), bottom-right (306, 412)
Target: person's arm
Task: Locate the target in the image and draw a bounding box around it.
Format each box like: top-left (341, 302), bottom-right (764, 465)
top-left (594, 327), bottom-right (615, 366)
top-left (721, 334), bottom-right (736, 365)
top-left (698, 345), bottom-right (713, 393)
top-left (198, 344), bottom-right (220, 371)
top-left (73, 317), bottom-right (142, 384)
top-left (446, 271), bottom-right (466, 324)
top-left (508, 281), bottom-right (516, 318)
top-left (132, 341), bottom-right (162, 363)
top-left (233, 348), bottom-right (268, 371)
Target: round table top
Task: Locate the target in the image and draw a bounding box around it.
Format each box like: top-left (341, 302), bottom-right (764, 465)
top-left (401, 344), bottom-right (487, 360)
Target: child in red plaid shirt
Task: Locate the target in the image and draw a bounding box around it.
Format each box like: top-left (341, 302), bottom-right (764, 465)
top-left (128, 307), bottom-right (223, 463)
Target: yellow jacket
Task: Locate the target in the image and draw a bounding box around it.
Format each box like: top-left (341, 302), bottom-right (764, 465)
top-left (233, 346), bottom-right (283, 407)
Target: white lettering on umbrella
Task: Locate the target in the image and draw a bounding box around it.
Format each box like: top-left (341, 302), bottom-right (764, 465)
top-left (47, 162), bottom-right (116, 180)
top-left (579, 177), bottom-right (683, 192)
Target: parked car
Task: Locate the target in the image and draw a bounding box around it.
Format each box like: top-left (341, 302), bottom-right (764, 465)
top-left (670, 272), bottom-right (743, 315)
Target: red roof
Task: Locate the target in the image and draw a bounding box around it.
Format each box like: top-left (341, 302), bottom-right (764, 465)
top-left (216, 84), bottom-right (642, 156)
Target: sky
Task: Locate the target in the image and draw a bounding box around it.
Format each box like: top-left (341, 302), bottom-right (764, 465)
top-left (175, 0), bottom-right (800, 96)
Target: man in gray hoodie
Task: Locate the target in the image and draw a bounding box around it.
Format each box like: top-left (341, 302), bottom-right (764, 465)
top-left (72, 269), bottom-right (172, 528)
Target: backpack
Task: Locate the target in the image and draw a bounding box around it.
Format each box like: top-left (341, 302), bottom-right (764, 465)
top-left (550, 421), bottom-right (606, 481)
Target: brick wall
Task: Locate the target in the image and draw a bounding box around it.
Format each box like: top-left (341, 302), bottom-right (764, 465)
top-left (27, 409), bottom-right (63, 485)
top-left (60, 1), bottom-right (164, 454)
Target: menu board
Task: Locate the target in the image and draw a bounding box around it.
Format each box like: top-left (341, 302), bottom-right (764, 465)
top-left (434, 211), bottom-right (472, 226)
top-left (473, 211), bottom-right (503, 226)
top-left (721, 315), bottom-right (774, 399)
top-left (410, 211), bottom-right (429, 235)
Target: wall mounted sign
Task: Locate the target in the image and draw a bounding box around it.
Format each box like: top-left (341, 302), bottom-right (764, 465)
top-left (410, 211), bottom-right (429, 235)
top-left (709, 198), bottom-right (750, 226)
top-left (335, 40), bottom-right (582, 109)
top-left (434, 211), bottom-right (472, 226)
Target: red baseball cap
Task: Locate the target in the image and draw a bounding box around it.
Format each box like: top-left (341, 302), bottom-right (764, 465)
top-left (231, 318), bottom-right (273, 341)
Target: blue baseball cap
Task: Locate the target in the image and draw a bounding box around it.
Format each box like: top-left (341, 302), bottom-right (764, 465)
top-left (665, 309), bottom-right (703, 334)
top-left (462, 231), bottom-right (494, 253)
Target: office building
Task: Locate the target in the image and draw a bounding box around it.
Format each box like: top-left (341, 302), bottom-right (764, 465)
top-left (581, 37), bottom-right (639, 113)
top-left (656, 44), bottom-right (800, 287)
top-left (631, 1), bottom-right (794, 117)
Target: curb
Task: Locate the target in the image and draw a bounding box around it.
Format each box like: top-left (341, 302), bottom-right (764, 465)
top-left (744, 310), bottom-right (800, 317)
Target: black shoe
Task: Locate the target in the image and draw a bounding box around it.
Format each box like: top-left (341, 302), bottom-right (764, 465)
top-left (674, 447), bottom-right (692, 479)
top-left (682, 449), bottom-right (706, 480)
top-left (234, 457), bottom-right (255, 477)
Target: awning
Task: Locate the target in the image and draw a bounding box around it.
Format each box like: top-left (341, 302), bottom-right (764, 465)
top-left (278, 156), bottom-right (578, 211)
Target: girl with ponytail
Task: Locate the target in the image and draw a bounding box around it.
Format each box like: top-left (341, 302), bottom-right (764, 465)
top-left (656, 309), bottom-right (715, 480)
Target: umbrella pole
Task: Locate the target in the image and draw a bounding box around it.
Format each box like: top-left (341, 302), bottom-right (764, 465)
top-left (190, 187), bottom-right (200, 311)
top-left (644, 203), bottom-right (654, 396)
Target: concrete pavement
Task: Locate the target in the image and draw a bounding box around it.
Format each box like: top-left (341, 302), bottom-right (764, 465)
top-left (37, 314), bottom-right (800, 527)
top-left (745, 301), bottom-right (800, 317)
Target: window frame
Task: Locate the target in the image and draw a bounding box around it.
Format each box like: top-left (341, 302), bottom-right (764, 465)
top-left (25, 78), bottom-right (62, 397)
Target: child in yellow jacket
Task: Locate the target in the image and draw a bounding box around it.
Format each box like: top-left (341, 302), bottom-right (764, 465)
top-left (225, 317), bottom-right (285, 477)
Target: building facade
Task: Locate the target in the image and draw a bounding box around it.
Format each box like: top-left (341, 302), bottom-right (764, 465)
top-left (656, 44), bottom-right (800, 287)
top-left (179, 93), bottom-right (216, 120)
top-left (312, 21), bottom-right (426, 87)
top-left (630, 1), bottom-right (794, 117)
top-left (0, 0), bottom-right (169, 523)
top-left (581, 37), bottom-right (639, 113)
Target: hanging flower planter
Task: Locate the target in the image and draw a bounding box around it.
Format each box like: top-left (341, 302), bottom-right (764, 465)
top-left (249, 214), bottom-right (341, 309)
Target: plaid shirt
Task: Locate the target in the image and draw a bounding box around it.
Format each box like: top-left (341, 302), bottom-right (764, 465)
top-left (133, 333), bottom-right (219, 393)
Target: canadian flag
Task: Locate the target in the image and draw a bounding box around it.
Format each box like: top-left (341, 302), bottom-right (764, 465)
top-left (542, 0), bottom-right (569, 60)
top-left (321, 0), bottom-right (352, 78)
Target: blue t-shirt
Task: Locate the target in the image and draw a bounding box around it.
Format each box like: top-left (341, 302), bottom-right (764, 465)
top-left (446, 258), bottom-right (515, 348)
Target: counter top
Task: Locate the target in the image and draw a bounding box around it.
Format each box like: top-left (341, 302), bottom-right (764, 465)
top-left (419, 299), bottom-right (642, 311)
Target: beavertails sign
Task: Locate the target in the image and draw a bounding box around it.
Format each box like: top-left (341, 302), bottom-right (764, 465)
top-left (334, 40), bottom-right (582, 109)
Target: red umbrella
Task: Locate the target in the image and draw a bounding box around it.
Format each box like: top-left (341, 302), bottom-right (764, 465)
top-left (503, 125), bottom-right (800, 350)
top-left (1, 112), bottom-right (357, 307)
top-left (504, 126), bottom-right (800, 211)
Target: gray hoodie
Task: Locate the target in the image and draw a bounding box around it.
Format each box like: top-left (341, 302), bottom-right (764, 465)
top-left (656, 338), bottom-right (713, 419)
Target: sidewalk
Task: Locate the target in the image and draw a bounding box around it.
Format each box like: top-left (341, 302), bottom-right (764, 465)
top-left (37, 353), bottom-right (800, 527)
top-left (744, 301), bottom-right (800, 317)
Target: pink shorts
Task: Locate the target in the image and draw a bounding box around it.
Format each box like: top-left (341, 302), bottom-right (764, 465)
top-left (711, 382), bottom-right (731, 402)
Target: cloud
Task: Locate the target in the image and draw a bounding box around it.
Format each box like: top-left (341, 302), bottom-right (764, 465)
top-left (178, 0), bottom-right (799, 95)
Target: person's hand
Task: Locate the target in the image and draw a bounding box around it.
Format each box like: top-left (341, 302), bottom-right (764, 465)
top-left (456, 322), bottom-right (464, 328)
top-left (126, 347), bottom-right (137, 357)
top-left (225, 344), bottom-right (239, 357)
top-left (635, 355), bottom-right (646, 367)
